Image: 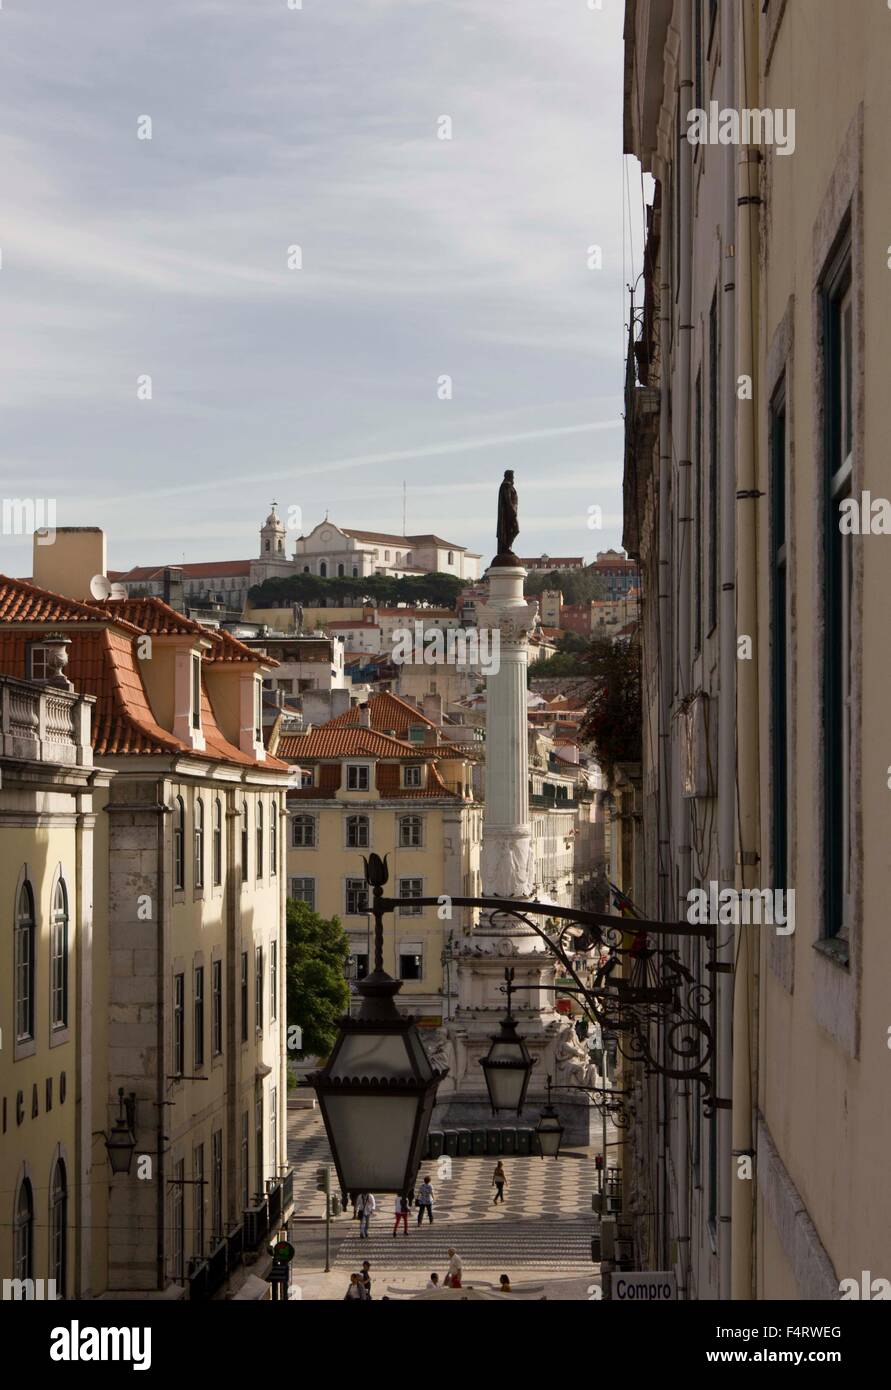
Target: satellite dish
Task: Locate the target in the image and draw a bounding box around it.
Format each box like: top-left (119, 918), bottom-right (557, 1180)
top-left (89, 574), bottom-right (112, 600)
top-left (109, 583), bottom-right (128, 600)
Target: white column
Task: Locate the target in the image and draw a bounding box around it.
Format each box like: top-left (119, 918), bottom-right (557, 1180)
top-left (477, 566), bottom-right (538, 899)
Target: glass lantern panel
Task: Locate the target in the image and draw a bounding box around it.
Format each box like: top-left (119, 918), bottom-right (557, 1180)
top-left (329, 1032), bottom-right (412, 1080)
top-left (324, 1093), bottom-right (419, 1192)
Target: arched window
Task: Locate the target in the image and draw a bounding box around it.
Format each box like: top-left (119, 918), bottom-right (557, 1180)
top-left (256, 801), bottom-right (264, 878)
top-left (352, 566), bottom-right (358, 578)
top-left (264, 539), bottom-right (270, 553)
top-left (448, 551), bottom-right (454, 565)
top-left (51, 880), bottom-right (69, 1031)
top-left (50, 1159), bottom-right (67, 1296)
top-left (15, 882), bottom-right (36, 1044)
top-left (194, 798), bottom-right (205, 889)
top-left (399, 815), bottom-right (423, 848)
top-left (337, 563), bottom-right (344, 577)
top-left (213, 799), bottom-right (222, 886)
top-left (14, 1178), bottom-right (33, 1282)
top-left (174, 796), bottom-right (185, 890)
top-left (319, 562), bottom-right (327, 578)
top-left (346, 814), bottom-right (369, 849)
top-left (241, 801), bottom-right (249, 882)
top-left (292, 814), bottom-right (315, 848)
top-left (271, 806), bottom-right (278, 877)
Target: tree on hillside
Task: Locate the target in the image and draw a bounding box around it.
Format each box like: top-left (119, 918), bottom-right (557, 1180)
top-left (524, 566), bottom-right (608, 605)
top-left (248, 570), bottom-right (465, 611)
top-left (286, 898), bottom-right (350, 1058)
top-left (579, 631), bottom-right (642, 774)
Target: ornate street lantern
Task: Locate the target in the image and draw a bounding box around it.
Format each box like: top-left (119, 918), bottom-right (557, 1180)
top-left (105, 1088), bottom-right (137, 1174)
top-left (480, 968), bottom-right (537, 1115)
top-left (308, 854), bottom-right (446, 1197)
top-left (535, 1076), bottom-right (564, 1160)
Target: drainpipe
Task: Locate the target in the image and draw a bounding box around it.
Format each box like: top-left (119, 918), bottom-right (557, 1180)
top-left (671, 0), bottom-right (695, 1298)
top-left (717, 0), bottom-right (738, 1304)
top-left (156, 787), bottom-right (168, 1290)
top-left (732, 0), bottom-right (761, 1302)
top-left (657, 152), bottom-right (674, 1287)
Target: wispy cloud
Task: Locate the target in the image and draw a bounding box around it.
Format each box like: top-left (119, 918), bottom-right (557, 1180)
top-left (0, 0), bottom-right (640, 573)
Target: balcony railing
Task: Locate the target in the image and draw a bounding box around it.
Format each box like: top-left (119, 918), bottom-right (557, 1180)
top-left (0, 676), bottom-right (93, 766)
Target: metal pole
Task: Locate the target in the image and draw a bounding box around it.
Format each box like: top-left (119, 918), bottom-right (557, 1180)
top-left (325, 1192), bottom-right (331, 1273)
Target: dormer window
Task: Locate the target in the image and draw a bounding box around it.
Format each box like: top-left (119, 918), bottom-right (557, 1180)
top-left (346, 765), bottom-right (369, 792)
top-left (403, 766), bottom-right (422, 789)
top-left (191, 654), bottom-right (202, 730)
top-left (28, 644), bottom-right (49, 681)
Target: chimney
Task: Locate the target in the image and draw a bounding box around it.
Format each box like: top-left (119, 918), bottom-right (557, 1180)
top-left (32, 527), bottom-right (106, 601)
top-left (357, 704), bottom-right (372, 728)
top-left (422, 693), bottom-right (443, 726)
top-left (163, 566), bottom-right (185, 612)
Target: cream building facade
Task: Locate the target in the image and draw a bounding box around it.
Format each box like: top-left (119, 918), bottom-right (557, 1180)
top-left (1, 671), bottom-right (100, 1299)
top-left (622, 0), bottom-right (891, 1302)
top-left (280, 693), bottom-right (481, 1026)
top-left (1, 529), bottom-right (292, 1299)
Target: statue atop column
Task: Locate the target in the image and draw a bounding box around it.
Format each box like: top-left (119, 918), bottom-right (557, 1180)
top-left (494, 469), bottom-right (521, 566)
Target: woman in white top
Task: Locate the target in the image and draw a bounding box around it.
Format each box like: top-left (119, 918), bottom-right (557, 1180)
top-left (356, 1192), bottom-right (376, 1238)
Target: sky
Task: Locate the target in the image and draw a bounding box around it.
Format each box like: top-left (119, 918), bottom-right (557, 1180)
top-left (0, 0), bottom-right (647, 576)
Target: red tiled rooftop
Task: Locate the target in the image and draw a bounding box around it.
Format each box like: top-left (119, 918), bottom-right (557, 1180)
top-left (277, 726), bottom-right (416, 760)
top-left (324, 691), bottom-right (438, 735)
top-left (0, 574), bottom-right (142, 633)
top-left (0, 576), bottom-right (283, 767)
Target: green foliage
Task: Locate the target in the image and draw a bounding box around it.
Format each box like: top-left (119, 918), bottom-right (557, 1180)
top-left (248, 571), bottom-right (465, 611)
top-left (286, 898), bottom-right (350, 1058)
top-left (580, 633), bottom-right (642, 773)
top-left (530, 650), bottom-right (590, 677)
top-left (524, 566), bottom-right (607, 605)
top-left (556, 631), bottom-right (589, 653)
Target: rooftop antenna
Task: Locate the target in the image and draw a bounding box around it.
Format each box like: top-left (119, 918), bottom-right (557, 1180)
top-left (403, 481), bottom-right (406, 537)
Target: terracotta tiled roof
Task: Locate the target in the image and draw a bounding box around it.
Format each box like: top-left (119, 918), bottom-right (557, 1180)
top-left (376, 608), bottom-right (456, 618)
top-left (112, 560), bottom-right (252, 581)
top-left (375, 763), bottom-right (459, 798)
top-left (91, 597), bottom-right (271, 664)
top-left (341, 528), bottom-right (467, 550)
top-left (0, 576), bottom-right (284, 768)
top-left (0, 574), bottom-right (142, 633)
top-left (286, 764), bottom-right (343, 800)
top-left (277, 726), bottom-right (415, 760)
top-left (324, 691), bottom-right (438, 736)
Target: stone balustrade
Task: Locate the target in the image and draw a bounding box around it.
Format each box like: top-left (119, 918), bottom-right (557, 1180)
top-left (0, 675), bottom-right (93, 766)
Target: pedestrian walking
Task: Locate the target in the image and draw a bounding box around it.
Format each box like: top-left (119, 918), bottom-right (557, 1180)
top-left (344, 1273), bottom-right (368, 1301)
top-left (360, 1261), bottom-right (372, 1299)
top-left (492, 1160), bottom-right (507, 1204)
top-left (356, 1191), bottom-right (376, 1237)
top-left (416, 1175), bottom-right (435, 1225)
top-left (393, 1192), bottom-right (410, 1236)
top-left (444, 1248), bottom-right (463, 1288)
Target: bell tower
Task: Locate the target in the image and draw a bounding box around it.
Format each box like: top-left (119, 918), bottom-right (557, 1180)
top-left (260, 501), bottom-right (287, 559)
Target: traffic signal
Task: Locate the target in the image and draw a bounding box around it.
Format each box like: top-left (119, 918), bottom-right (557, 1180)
top-left (316, 1166), bottom-right (332, 1193)
top-left (595, 1154), bottom-right (604, 1170)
